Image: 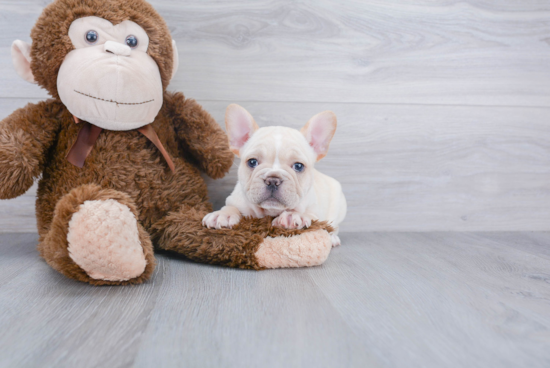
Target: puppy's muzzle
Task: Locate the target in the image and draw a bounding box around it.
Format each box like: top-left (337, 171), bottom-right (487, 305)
top-left (264, 176), bottom-right (282, 191)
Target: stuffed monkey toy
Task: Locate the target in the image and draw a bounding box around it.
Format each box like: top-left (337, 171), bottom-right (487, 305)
top-left (0, 0), bottom-right (333, 285)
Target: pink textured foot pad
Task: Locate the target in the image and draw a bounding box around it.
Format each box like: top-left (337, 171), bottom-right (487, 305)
top-left (255, 229), bottom-right (332, 268)
top-left (67, 199), bottom-right (146, 281)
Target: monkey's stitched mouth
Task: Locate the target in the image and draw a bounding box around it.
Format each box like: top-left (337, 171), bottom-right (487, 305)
top-left (74, 90), bottom-right (154, 106)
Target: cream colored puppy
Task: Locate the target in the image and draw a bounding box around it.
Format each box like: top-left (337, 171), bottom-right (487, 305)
top-left (202, 104), bottom-right (347, 247)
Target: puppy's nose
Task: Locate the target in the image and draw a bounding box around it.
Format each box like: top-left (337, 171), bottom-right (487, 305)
top-left (265, 177), bottom-right (282, 190)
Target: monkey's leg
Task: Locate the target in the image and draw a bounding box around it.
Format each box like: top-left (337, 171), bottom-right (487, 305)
top-left (38, 184), bottom-right (155, 285)
top-left (152, 204), bottom-right (333, 269)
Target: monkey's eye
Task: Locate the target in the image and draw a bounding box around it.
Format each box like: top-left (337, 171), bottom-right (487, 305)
top-left (247, 159), bottom-right (258, 168)
top-left (292, 163), bottom-right (305, 172)
top-left (85, 30), bottom-right (98, 44)
top-left (125, 35), bottom-right (138, 48)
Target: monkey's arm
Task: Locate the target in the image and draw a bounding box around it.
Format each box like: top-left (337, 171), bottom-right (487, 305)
top-left (0, 100), bottom-right (61, 199)
top-left (165, 92), bottom-right (234, 179)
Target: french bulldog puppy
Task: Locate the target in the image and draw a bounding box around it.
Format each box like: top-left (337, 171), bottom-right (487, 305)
top-left (202, 104), bottom-right (347, 247)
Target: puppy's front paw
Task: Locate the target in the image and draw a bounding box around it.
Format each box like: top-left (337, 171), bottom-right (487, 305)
top-left (202, 209), bottom-right (242, 229)
top-left (331, 233), bottom-right (341, 247)
top-left (272, 211), bottom-right (313, 230)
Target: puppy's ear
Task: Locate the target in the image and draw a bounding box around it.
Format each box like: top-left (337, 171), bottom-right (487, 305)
top-left (11, 40), bottom-right (36, 83)
top-left (225, 104), bottom-right (259, 156)
top-left (301, 111), bottom-right (337, 161)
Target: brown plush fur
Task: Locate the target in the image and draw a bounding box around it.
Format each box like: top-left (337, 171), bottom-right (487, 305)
top-left (0, 0), bottom-right (333, 285)
top-left (0, 101), bottom-right (63, 199)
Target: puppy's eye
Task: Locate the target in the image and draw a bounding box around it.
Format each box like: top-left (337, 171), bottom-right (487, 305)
top-left (85, 30), bottom-right (99, 44)
top-left (293, 162), bottom-right (305, 172)
top-left (125, 35), bottom-right (138, 48)
top-left (247, 158), bottom-right (259, 168)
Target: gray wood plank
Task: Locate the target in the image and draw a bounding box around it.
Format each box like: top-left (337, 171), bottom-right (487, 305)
top-left (132, 257), bottom-right (378, 368)
top-left (0, 1), bottom-right (549, 106)
top-left (0, 233), bottom-right (40, 287)
top-left (0, 233), bottom-right (166, 368)
top-left (1, 232), bottom-right (550, 367)
top-left (0, 182), bottom-right (38, 234)
top-left (2, 98), bottom-right (550, 232)
top-left (307, 232), bottom-right (550, 368)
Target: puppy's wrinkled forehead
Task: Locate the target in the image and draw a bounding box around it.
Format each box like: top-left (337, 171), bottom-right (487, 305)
top-left (243, 126), bottom-right (316, 164)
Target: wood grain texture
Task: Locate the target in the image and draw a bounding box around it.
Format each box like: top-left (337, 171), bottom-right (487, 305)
top-left (1, 0), bottom-right (550, 106)
top-left (132, 254), bottom-right (377, 368)
top-left (1, 99), bottom-right (550, 232)
top-left (1, 232), bottom-right (550, 367)
top-left (307, 232), bottom-right (550, 368)
top-left (0, 232), bottom-right (167, 368)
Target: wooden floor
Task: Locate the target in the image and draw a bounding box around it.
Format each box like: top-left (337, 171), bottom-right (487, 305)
top-left (0, 232), bottom-right (548, 368)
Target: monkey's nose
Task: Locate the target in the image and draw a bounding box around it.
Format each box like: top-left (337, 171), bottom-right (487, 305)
top-left (104, 41), bottom-right (131, 56)
top-left (265, 177), bottom-right (282, 190)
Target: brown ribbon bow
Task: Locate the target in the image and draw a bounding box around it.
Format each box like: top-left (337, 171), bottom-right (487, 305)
top-left (66, 116), bottom-right (175, 173)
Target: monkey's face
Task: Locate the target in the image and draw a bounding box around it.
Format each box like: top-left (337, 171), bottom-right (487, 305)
top-left (57, 16), bottom-right (164, 131)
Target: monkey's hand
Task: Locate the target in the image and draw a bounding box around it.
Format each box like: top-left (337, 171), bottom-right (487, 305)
top-left (0, 129), bottom-right (39, 199)
top-left (166, 92), bottom-right (234, 179)
top-left (0, 101), bottom-right (61, 199)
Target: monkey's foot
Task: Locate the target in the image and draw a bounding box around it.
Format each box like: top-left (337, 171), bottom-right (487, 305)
top-left (255, 229), bottom-right (332, 268)
top-left (67, 199), bottom-right (146, 281)
top-left (155, 206), bottom-right (333, 270)
top-left (39, 184), bottom-right (155, 285)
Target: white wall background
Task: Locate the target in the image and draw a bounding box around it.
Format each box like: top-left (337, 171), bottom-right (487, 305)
top-left (1, 0), bottom-right (549, 232)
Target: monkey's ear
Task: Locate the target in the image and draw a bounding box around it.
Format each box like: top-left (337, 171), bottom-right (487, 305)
top-left (171, 40), bottom-right (179, 81)
top-left (11, 40), bottom-right (36, 84)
